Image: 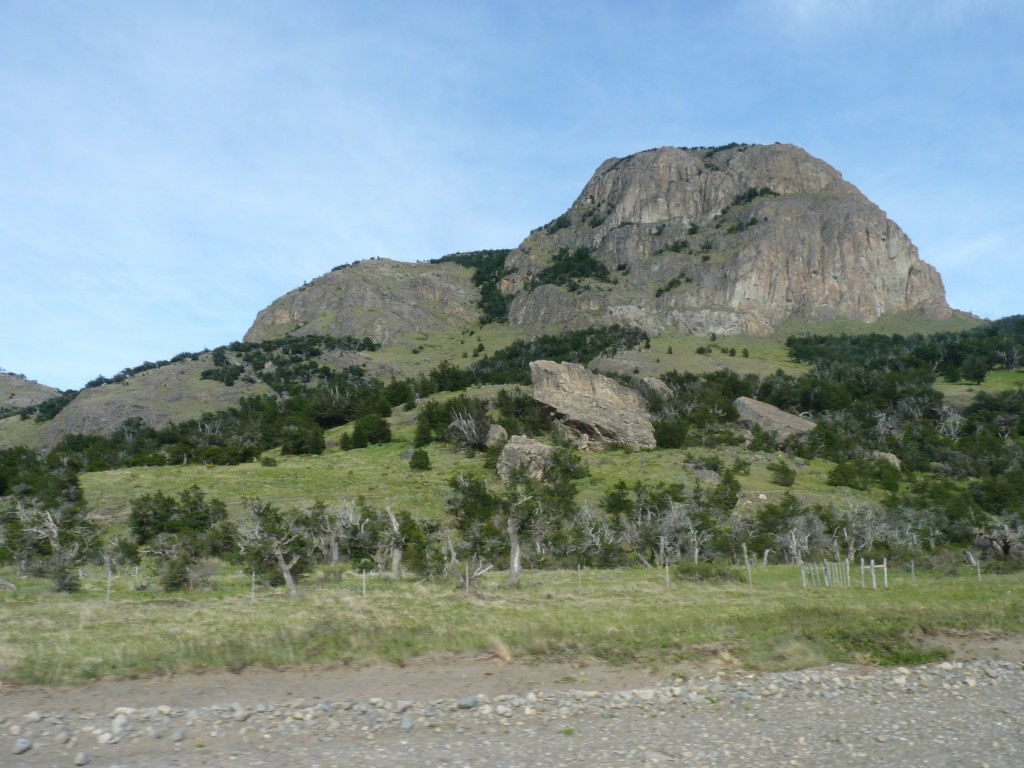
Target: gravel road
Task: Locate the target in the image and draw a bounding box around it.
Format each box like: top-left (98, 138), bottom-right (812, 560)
top-left (3, 658), bottom-right (1023, 767)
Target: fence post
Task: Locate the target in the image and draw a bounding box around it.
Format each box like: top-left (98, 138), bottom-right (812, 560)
top-left (911, 560), bottom-right (915, 584)
top-left (870, 559), bottom-right (877, 589)
top-left (883, 558), bottom-right (888, 588)
top-left (743, 543), bottom-right (752, 589)
top-left (860, 558), bottom-right (865, 588)
top-left (800, 562), bottom-right (807, 588)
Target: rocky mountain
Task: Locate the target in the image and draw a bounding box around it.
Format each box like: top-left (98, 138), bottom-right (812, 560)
top-left (244, 143), bottom-right (952, 346)
top-left (503, 143), bottom-right (951, 336)
top-left (0, 373), bottom-right (60, 412)
top-left (2, 143), bottom-right (961, 449)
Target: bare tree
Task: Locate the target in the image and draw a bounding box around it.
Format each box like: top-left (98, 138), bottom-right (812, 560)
top-left (569, 502), bottom-right (616, 564)
top-left (235, 500), bottom-right (311, 598)
top-left (305, 500), bottom-right (361, 565)
top-left (504, 484), bottom-right (534, 586)
top-left (14, 499), bottom-right (97, 591)
top-left (973, 513), bottom-right (1024, 560)
top-left (379, 504), bottom-right (405, 579)
top-left (937, 405), bottom-right (965, 442)
top-left (448, 409), bottom-right (491, 452)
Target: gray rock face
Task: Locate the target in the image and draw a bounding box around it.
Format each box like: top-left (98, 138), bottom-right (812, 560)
top-left (870, 450), bottom-right (902, 470)
top-left (497, 435), bottom-right (554, 483)
top-left (530, 361), bottom-right (655, 451)
top-left (244, 258), bottom-right (480, 345)
top-left (503, 144), bottom-right (952, 336)
top-left (734, 396), bottom-right (815, 440)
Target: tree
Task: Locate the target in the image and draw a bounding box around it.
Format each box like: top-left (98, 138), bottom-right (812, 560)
top-left (235, 499), bottom-right (313, 597)
top-left (129, 486), bottom-right (232, 590)
top-left (280, 420), bottom-right (325, 455)
top-left (341, 414), bottom-right (391, 450)
top-left (8, 499), bottom-right (97, 591)
top-left (961, 354), bottom-right (991, 385)
top-left (0, 447), bottom-right (94, 590)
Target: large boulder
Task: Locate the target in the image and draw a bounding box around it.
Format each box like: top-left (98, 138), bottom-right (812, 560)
top-left (497, 435), bottom-right (554, 482)
top-left (485, 423), bottom-right (509, 448)
top-left (529, 361), bottom-right (656, 451)
top-left (734, 396), bottom-right (815, 441)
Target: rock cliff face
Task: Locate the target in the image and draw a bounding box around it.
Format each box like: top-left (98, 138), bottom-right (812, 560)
top-left (530, 361), bottom-right (655, 451)
top-left (242, 144), bottom-right (953, 346)
top-left (503, 144), bottom-right (951, 336)
top-left (245, 258), bottom-right (479, 344)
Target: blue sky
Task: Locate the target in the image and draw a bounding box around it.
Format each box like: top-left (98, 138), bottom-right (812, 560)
top-left (2, 0), bottom-right (1021, 391)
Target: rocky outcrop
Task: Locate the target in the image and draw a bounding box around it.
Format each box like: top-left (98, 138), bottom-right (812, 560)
top-left (530, 361), bottom-right (655, 451)
top-left (497, 435), bottom-right (554, 482)
top-left (503, 144), bottom-right (952, 337)
top-left (244, 258), bottom-right (480, 345)
top-left (870, 450), bottom-right (902, 470)
top-left (486, 424), bottom-right (509, 448)
top-left (243, 145), bottom-right (955, 353)
top-left (734, 396), bottom-right (815, 441)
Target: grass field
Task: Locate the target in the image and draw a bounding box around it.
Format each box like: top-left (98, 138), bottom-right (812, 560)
top-left (1, 564), bottom-right (1021, 686)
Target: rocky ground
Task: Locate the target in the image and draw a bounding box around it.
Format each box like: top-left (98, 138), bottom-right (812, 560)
top-left (2, 652), bottom-right (1023, 767)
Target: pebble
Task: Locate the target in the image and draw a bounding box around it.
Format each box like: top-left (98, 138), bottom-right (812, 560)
top-left (2, 658), bottom-right (1023, 766)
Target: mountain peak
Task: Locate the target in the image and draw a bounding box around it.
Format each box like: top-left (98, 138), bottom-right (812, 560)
top-left (503, 142), bottom-right (950, 335)
top-left (245, 143), bottom-right (952, 345)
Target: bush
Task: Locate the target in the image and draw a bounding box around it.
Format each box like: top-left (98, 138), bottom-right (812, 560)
top-left (409, 448), bottom-right (431, 471)
top-left (281, 421), bottom-right (325, 455)
top-left (341, 414), bottom-right (392, 450)
top-left (51, 564), bottom-right (82, 593)
top-left (766, 459), bottom-right (796, 487)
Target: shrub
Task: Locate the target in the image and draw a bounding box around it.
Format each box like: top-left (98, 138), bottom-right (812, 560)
top-left (341, 414), bottom-right (391, 450)
top-left (766, 459), bottom-right (796, 487)
top-left (281, 421), bottom-right (326, 455)
top-left (409, 448), bottom-right (431, 471)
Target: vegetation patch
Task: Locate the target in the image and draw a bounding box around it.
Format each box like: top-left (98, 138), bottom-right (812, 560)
top-left (529, 246), bottom-right (611, 293)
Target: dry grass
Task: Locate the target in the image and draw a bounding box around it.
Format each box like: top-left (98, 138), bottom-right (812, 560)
top-left (1, 565), bottom-right (1021, 686)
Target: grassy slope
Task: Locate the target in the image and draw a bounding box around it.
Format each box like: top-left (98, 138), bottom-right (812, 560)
top-left (79, 312), bottom-right (992, 519)
top-left (81, 394), bottom-right (880, 522)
